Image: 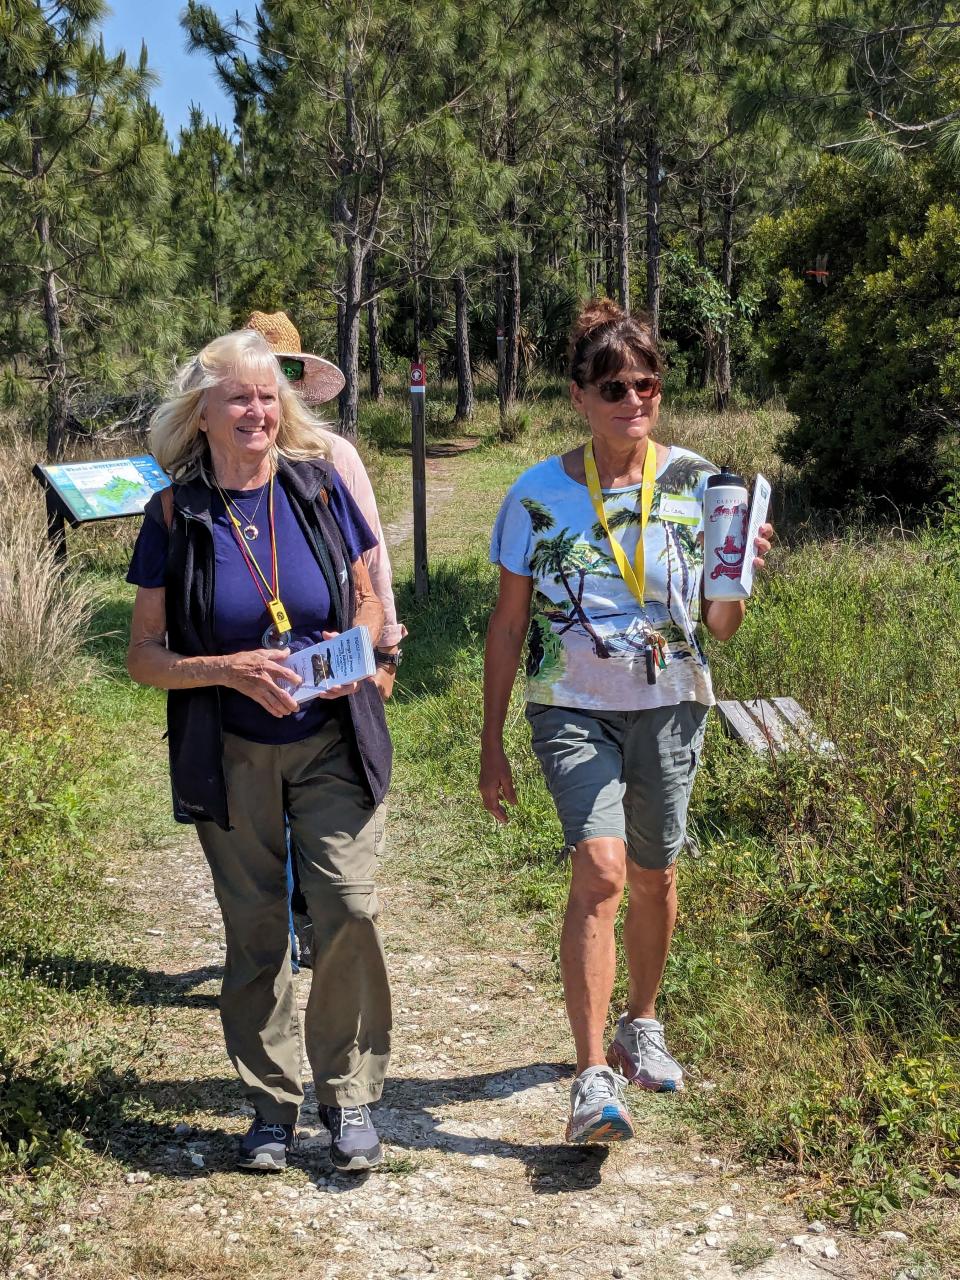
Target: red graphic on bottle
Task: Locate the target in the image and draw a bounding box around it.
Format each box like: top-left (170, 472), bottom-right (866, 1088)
top-left (710, 531), bottom-right (747, 580)
top-left (709, 501), bottom-right (747, 522)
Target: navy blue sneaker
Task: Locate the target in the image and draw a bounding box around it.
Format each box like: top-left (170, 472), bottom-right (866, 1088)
top-left (319, 1104), bottom-right (382, 1172)
top-left (237, 1116), bottom-right (296, 1172)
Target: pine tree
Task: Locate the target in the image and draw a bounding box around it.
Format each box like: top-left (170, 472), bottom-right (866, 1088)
top-left (185, 0), bottom-right (480, 440)
top-left (0, 0), bottom-right (177, 458)
top-left (167, 107), bottom-right (250, 347)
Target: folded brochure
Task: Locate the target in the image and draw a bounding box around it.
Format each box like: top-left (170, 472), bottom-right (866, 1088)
top-left (738, 473), bottom-right (772, 596)
top-left (281, 626), bottom-right (376, 705)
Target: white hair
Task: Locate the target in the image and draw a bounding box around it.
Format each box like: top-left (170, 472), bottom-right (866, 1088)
top-left (150, 330), bottom-right (332, 481)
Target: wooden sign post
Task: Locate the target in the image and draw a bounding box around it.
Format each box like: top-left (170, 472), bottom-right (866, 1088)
top-left (410, 361), bottom-right (429, 600)
top-left (496, 326), bottom-right (505, 411)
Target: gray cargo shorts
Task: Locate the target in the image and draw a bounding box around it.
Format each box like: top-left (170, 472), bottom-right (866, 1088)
top-left (525, 700), bottom-right (710, 869)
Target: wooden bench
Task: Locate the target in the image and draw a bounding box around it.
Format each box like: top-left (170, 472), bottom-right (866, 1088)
top-left (716, 697), bottom-right (835, 756)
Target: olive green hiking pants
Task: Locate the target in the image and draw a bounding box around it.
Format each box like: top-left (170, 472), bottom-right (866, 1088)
top-left (195, 722), bottom-right (391, 1122)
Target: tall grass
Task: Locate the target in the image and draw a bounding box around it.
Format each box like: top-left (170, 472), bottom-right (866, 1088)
top-left (0, 435), bottom-right (98, 697)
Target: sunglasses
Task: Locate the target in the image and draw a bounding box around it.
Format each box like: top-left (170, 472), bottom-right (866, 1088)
top-left (593, 375), bottom-right (661, 402)
top-left (278, 356), bottom-right (306, 382)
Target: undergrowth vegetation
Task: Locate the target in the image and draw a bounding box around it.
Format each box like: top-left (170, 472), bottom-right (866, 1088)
top-left (0, 433), bottom-right (169, 1259)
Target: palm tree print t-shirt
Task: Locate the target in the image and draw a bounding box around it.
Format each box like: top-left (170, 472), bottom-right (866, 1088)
top-left (490, 447), bottom-right (718, 711)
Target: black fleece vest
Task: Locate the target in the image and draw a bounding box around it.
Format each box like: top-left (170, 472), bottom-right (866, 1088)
top-left (142, 456), bottom-right (392, 829)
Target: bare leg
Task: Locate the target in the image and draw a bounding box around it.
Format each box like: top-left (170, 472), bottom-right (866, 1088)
top-left (560, 837), bottom-right (627, 1074)
top-left (623, 861), bottom-right (677, 1021)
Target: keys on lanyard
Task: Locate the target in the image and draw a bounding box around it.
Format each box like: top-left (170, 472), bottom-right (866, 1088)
top-left (644, 631), bottom-right (668, 685)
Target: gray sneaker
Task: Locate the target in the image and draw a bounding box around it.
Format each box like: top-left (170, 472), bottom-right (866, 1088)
top-left (237, 1116), bottom-right (296, 1171)
top-left (319, 1104), bottom-right (382, 1172)
top-left (566, 1065), bottom-right (635, 1144)
top-left (606, 1015), bottom-right (685, 1092)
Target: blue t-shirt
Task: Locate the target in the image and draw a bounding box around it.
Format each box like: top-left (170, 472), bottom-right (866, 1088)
top-left (127, 473), bottom-right (378, 744)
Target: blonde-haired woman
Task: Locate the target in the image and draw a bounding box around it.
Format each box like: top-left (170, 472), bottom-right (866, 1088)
top-left (127, 329), bottom-right (391, 1173)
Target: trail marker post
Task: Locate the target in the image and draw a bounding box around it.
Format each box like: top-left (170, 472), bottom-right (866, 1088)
top-left (410, 361), bottom-right (429, 600)
top-left (496, 326), bottom-right (505, 409)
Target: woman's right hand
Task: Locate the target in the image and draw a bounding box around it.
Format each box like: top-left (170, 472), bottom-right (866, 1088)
top-left (219, 648), bottom-right (302, 717)
top-left (479, 742), bottom-right (517, 825)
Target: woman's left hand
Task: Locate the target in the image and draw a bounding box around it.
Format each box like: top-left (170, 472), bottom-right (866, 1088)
top-left (312, 630), bottom-right (365, 700)
top-left (752, 522), bottom-right (775, 572)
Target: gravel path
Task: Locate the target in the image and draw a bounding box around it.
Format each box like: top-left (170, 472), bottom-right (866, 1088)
top-left (19, 827), bottom-right (901, 1280)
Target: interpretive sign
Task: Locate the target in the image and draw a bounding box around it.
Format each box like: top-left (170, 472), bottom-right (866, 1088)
top-left (33, 455), bottom-right (170, 526)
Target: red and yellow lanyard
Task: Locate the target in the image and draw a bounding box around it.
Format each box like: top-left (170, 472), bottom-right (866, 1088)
top-left (215, 476), bottom-right (291, 638)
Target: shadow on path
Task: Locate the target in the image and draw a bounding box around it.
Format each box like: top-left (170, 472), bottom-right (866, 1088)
top-left (5, 1055), bottom-right (607, 1191)
top-left (0, 947), bottom-right (220, 1009)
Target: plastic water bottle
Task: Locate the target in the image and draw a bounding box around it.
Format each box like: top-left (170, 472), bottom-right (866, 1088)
top-left (703, 468), bottom-right (750, 601)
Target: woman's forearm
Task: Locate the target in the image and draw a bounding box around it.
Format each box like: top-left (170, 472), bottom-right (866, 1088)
top-left (482, 615), bottom-right (527, 746)
top-left (127, 639), bottom-right (230, 691)
top-left (354, 591), bottom-right (384, 647)
top-left (702, 598), bottom-right (746, 642)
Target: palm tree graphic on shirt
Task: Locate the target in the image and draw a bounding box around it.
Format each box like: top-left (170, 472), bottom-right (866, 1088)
top-left (521, 498), bottom-right (623, 659)
top-left (527, 526), bottom-right (618, 659)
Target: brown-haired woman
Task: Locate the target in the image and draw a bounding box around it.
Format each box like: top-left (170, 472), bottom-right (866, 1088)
top-left (479, 299), bottom-right (773, 1144)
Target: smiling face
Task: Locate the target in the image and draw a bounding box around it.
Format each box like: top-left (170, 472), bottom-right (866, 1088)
top-left (200, 374), bottom-right (280, 484)
top-left (570, 360), bottom-right (662, 449)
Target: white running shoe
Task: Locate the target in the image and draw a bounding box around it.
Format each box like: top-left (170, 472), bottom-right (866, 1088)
top-left (566, 1065), bottom-right (635, 1144)
top-left (607, 1015), bottom-right (685, 1092)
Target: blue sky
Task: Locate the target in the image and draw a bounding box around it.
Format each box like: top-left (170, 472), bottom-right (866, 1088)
top-left (98, 2), bottom-right (258, 142)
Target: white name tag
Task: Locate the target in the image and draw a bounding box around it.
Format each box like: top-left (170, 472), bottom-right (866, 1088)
top-left (659, 493), bottom-right (700, 525)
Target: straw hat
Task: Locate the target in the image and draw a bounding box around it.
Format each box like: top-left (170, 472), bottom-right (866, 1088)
top-left (243, 310), bottom-right (346, 404)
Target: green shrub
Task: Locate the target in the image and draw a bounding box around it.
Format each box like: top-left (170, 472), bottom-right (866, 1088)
top-left (752, 156), bottom-right (960, 508)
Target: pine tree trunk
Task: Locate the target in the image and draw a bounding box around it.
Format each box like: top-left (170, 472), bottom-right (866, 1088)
top-left (366, 255), bottom-right (383, 402)
top-left (645, 130), bottom-right (661, 337)
top-left (33, 138), bottom-right (68, 461)
top-left (503, 242), bottom-right (520, 414)
top-left (696, 188), bottom-right (713, 390)
top-left (587, 193), bottom-right (599, 294)
top-left (495, 251), bottom-right (506, 414)
top-left (337, 58), bottom-right (362, 439)
top-left (339, 239), bottom-right (364, 440)
top-left (645, 30), bottom-right (662, 336)
top-left (502, 81), bottom-right (520, 416)
top-left (454, 269), bottom-right (475, 421)
top-left (715, 174), bottom-right (736, 413)
top-left (613, 28), bottom-right (630, 310)
top-left (604, 151), bottom-right (616, 299)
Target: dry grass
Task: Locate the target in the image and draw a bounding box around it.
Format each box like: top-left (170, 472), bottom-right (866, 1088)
top-left (0, 434), bottom-right (99, 698)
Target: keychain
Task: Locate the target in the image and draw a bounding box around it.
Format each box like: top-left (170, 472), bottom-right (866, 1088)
top-left (643, 629), bottom-right (669, 684)
top-left (644, 641), bottom-right (657, 684)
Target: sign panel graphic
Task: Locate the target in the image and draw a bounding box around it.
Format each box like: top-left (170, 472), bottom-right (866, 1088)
top-left (35, 455), bottom-right (170, 524)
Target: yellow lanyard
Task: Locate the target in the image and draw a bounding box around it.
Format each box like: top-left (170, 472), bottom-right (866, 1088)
top-left (214, 477), bottom-right (291, 638)
top-left (584, 439), bottom-right (657, 606)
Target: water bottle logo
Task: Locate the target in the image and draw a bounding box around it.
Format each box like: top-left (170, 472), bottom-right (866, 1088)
top-left (709, 501), bottom-right (747, 522)
top-left (709, 531), bottom-right (747, 581)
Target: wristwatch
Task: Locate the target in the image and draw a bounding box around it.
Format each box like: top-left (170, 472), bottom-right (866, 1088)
top-left (374, 647), bottom-right (402, 670)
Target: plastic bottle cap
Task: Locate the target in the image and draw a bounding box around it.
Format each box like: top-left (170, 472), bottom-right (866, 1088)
top-left (706, 467), bottom-right (745, 488)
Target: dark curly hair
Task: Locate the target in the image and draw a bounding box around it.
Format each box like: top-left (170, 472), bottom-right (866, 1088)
top-left (568, 298), bottom-right (663, 388)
